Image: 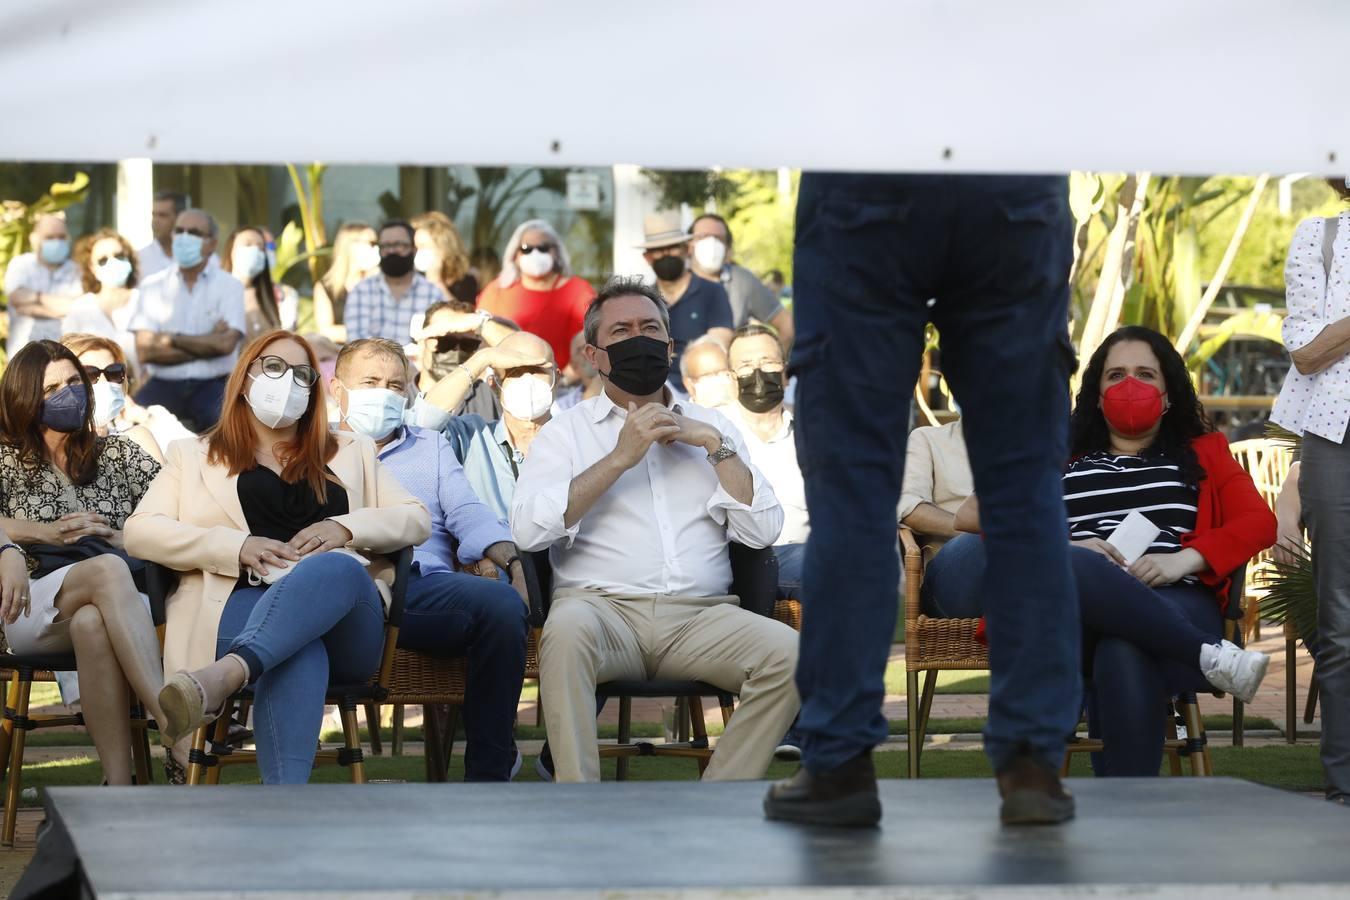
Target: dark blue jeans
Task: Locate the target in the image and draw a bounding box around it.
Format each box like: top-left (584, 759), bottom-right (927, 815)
top-left (217, 553), bottom-right (385, 784)
top-left (398, 569), bottom-right (529, 781)
top-left (791, 172), bottom-right (1081, 773)
top-left (775, 543), bottom-right (805, 599)
top-left (920, 538), bottom-right (1222, 775)
top-left (135, 374), bottom-right (227, 431)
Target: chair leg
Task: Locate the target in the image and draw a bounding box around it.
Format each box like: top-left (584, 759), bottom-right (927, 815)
top-left (442, 705), bottom-right (459, 775)
top-left (616, 697), bottom-right (632, 782)
top-left (676, 697), bottom-right (691, 743)
top-left (914, 669), bottom-right (938, 772)
top-left (719, 696), bottom-right (735, 726)
top-left (1182, 699), bottom-right (1209, 776)
top-left (1232, 697), bottom-right (1244, 748)
top-left (365, 703), bottom-right (383, 756)
top-left (339, 699), bottom-right (366, 784)
top-left (1287, 634), bottom-right (1298, 743)
top-left (534, 683), bottom-right (544, 727)
top-left (187, 725), bottom-right (209, 785)
top-left (391, 704), bottom-right (404, 757)
top-left (205, 711), bottom-right (232, 785)
top-left (131, 704), bottom-right (152, 785)
top-left (2, 674), bottom-right (32, 847)
top-left (906, 670), bottom-right (920, 778)
top-left (1305, 675), bottom-right (1320, 725)
top-left (423, 706), bottom-right (445, 783)
top-left (690, 696), bottom-right (710, 778)
top-left (0, 671), bottom-right (20, 780)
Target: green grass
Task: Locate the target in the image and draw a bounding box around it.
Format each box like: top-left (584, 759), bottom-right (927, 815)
top-left (7, 744), bottom-right (1326, 805)
top-left (884, 667), bottom-right (991, 696)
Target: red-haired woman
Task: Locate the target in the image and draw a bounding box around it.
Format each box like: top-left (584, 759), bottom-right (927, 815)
top-left (0, 340), bottom-right (168, 785)
top-left (125, 330), bottom-right (430, 783)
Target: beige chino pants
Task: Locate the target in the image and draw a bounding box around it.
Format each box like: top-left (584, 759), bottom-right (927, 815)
top-left (540, 588), bottom-right (800, 783)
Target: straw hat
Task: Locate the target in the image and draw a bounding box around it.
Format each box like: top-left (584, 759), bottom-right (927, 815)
top-left (636, 212), bottom-right (692, 250)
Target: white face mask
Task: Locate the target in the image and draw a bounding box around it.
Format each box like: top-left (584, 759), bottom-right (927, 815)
top-left (233, 245), bottom-right (267, 280)
top-left (245, 373), bottom-right (312, 429)
top-left (500, 375), bottom-right (554, 420)
top-left (341, 385), bottom-right (407, 442)
top-left (413, 248), bottom-right (438, 274)
top-left (354, 242), bottom-right (381, 274)
top-left (689, 372), bottom-right (736, 409)
top-left (693, 236), bottom-right (727, 273)
top-left (518, 250), bottom-right (555, 279)
top-left (91, 380), bottom-right (125, 427)
top-left (94, 256), bottom-right (133, 289)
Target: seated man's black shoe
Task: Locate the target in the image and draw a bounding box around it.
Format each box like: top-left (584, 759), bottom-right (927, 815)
top-left (996, 751), bottom-right (1075, 825)
top-left (763, 750), bottom-right (881, 827)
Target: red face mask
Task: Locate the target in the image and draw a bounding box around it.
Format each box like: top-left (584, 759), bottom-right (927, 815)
top-left (1101, 376), bottom-right (1165, 436)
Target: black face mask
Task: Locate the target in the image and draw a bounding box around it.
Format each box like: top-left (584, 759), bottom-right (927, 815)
top-left (379, 252), bottom-right (415, 278)
top-left (601, 335), bottom-right (671, 396)
top-left (737, 368), bottom-right (785, 414)
top-left (426, 333), bottom-right (482, 378)
top-left (650, 255), bottom-right (686, 282)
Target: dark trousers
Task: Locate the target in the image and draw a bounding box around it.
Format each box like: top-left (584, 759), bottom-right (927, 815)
top-left (398, 569), bottom-right (529, 781)
top-left (136, 375), bottom-right (227, 431)
top-left (791, 172), bottom-right (1081, 773)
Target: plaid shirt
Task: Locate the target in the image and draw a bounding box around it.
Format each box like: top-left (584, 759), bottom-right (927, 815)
top-left (344, 272), bottom-right (442, 342)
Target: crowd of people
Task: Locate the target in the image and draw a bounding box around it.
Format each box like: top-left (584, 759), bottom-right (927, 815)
top-left (2, 177), bottom-right (1334, 818)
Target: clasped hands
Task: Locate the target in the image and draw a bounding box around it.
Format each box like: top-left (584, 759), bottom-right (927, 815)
top-left (238, 520), bottom-right (354, 580)
top-left (612, 402), bottom-right (720, 469)
top-left (1073, 538), bottom-right (1199, 587)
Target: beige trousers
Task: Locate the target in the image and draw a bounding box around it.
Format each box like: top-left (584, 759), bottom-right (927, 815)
top-left (540, 588), bottom-right (800, 783)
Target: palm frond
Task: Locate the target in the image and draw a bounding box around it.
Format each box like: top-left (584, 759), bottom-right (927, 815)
top-left (1259, 542), bottom-right (1319, 649)
top-left (1264, 422), bottom-right (1302, 451)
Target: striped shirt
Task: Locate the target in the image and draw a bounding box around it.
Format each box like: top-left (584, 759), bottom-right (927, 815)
top-left (1062, 453), bottom-right (1198, 566)
top-left (344, 272), bottom-right (442, 343)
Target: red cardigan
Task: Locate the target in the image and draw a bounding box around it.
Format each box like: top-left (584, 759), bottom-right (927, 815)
top-left (1178, 431), bottom-right (1277, 610)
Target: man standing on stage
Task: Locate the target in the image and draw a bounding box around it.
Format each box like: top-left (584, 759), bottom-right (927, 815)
top-left (764, 173), bottom-right (1081, 827)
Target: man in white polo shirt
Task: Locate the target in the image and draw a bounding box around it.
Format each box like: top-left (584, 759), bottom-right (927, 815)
top-left (513, 276), bottom-right (799, 783)
top-left (128, 208), bottom-right (245, 430)
top-left (138, 190), bottom-right (187, 279)
top-left (3, 214), bottom-right (83, 355)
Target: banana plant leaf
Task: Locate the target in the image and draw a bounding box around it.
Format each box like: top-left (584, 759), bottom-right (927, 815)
top-left (1261, 542), bottom-right (1319, 651)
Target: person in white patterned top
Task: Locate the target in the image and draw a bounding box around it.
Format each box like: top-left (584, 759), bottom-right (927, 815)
top-left (1271, 177), bottom-right (1350, 806)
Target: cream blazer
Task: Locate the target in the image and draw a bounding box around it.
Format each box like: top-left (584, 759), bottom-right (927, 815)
top-left (124, 431), bottom-right (431, 675)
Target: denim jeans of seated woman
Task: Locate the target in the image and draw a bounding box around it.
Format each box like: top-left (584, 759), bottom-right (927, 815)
top-left (217, 553), bottom-right (385, 784)
top-left (922, 535), bottom-right (1223, 776)
top-left (398, 568), bottom-right (528, 781)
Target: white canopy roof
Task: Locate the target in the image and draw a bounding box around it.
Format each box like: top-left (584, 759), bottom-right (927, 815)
top-left (2, 0), bottom-right (1346, 174)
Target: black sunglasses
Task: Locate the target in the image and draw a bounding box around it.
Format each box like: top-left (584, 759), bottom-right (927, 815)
top-left (255, 355), bottom-right (318, 388)
top-left (83, 363), bottom-right (127, 384)
top-left (518, 243), bottom-right (554, 255)
top-left (95, 253), bottom-right (129, 267)
top-left (433, 334), bottom-right (483, 354)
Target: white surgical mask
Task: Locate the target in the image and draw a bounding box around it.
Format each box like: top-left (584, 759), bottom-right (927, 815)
top-left (172, 232), bottom-right (205, 268)
top-left (693, 236), bottom-right (727, 273)
top-left (354, 242), bottom-right (381, 273)
top-left (94, 256), bottom-right (133, 289)
top-left (245, 373), bottom-right (312, 429)
top-left (91, 380), bottom-right (125, 428)
top-left (233, 245), bottom-right (267, 280)
top-left (500, 375), bottom-right (554, 421)
top-left (690, 372), bottom-right (736, 409)
top-left (518, 250), bottom-right (555, 279)
top-left (341, 385), bottom-right (407, 442)
top-left (413, 248), bottom-right (438, 274)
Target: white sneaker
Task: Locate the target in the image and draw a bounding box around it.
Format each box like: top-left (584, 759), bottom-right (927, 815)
top-left (1201, 640), bottom-right (1270, 704)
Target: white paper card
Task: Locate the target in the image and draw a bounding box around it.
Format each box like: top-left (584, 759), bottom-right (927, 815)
top-left (247, 548), bottom-right (371, 586)
top-left (1106, 510), bottom-right (1160, 566)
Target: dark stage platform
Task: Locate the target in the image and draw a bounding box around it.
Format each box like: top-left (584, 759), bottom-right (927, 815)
top-left (15, 778), bottom-right (1350, 898)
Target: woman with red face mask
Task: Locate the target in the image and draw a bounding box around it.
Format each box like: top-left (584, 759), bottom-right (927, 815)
top-left (927, 325), bottom-right (1277, 776)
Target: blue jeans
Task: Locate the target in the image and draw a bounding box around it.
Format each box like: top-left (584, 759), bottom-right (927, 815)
top-left (921, 533), bottom-right (986, 619)
top-left (398, 569), bottom-right (529, 781)
top-left (217, 553), bottom-right (385, 784)
top-left (775, 543), bottom-right (804, 599)
top-left (135, 374), bottom-right (227, 431)
top-left (791, 172), bottom-right (1081, 773)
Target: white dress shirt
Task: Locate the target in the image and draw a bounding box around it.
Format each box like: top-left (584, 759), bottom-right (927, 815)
top-left (126, 264), bottom-right (246, 381)
top-left (512, 391), bottom-right (783, 597)
top-left (137, 240), bottom-right (173, 279)
top-left (725, 404), bottom-right (808, 545)
top-left (1273, 212), bottom-right (1350, 442)
top-left (3, 253), bottom-right (82, 355)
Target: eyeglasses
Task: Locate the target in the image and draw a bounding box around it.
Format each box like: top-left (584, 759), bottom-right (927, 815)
top-left (173, 226), bottom-right (209, 238)
top-left (732, 361), bottom-right (785, 378)
top-left (95, 253), bottom-right (129, 267)
top-left (433, 334), bottom-right (483, 354)
top-left (255, 355), bottom-right (318, 387)
top-left (518, 243), bottom-right (554, 255)
top-left (83, 363), bottom-right (127, 384)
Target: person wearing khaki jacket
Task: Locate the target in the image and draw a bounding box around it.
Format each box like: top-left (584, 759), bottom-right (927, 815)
top-left (124, 330), bottom-right (430, 783)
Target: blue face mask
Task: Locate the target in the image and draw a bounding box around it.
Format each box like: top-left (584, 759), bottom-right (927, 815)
top-left (173, 232), bottom-right (206, 268)
top-left (342, 386), bottom-right (407, 441)
top-left (39, 238), bottom-right (70, 265)
top-left (42, 384), bottom-right (89, 433)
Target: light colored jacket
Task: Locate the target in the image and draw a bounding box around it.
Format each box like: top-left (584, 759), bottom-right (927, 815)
top-left (125, 431), bottom-right (431, 675)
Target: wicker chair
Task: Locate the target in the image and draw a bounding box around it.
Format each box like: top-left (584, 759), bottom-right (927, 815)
top-left (146, 548), bottom-right (415, 786)
top-left (1061, 694), bottom-right (1213, 776)
top-left (899, 526), bottom-right (986, 778)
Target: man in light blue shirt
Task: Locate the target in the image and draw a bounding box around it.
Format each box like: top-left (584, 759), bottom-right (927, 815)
top-left (331, 337), bottom-right (529, 781)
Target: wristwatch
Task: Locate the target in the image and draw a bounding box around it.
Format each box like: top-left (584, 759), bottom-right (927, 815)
top-left (707, 436), bottom-right (738, 466)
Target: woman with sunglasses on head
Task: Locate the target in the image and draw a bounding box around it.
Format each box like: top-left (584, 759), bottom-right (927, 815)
top-left (221, 227), bottom-right (298, 339)
top-left (63, 229), bottom-right (141, 372)
top-left (313, 222), bottom-right (380, 345)
top-left (62, 333), bottom-right (194, 462)
top-left (0, 340), bottom-right (169, 786)
top-left (412, 211), bottom-right (478, 307)
top-left (124, 330), bottom-right (430, 783)
top-left (477, 219), bottom-right (594, 372)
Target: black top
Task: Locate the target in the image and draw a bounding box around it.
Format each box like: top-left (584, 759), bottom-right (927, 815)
top-left (237, 465), bottom-right (350, 544)
top-left (667, 275), bottom-right (734, 391)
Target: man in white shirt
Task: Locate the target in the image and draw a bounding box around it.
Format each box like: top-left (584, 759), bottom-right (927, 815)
top-left (3, 214), bottom-right (83, 355)
top-left (513, 277), bottom-right (799, 783)
top-left (138, 190), bottom-right (186, 279)
top-left (680, 335), bottom-right (738, 409)
top-left (128, 208), bottom-right (245, 430)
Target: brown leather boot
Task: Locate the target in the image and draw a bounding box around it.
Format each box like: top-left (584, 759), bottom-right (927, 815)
top-left (996, 751), bottom-right (1075, 825)
top-left (762, 750), bottom-right (881, 827)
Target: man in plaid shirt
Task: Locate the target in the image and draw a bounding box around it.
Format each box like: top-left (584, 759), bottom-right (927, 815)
top-left (344, 220), bottom-right (444, 343)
